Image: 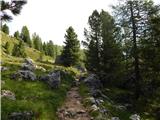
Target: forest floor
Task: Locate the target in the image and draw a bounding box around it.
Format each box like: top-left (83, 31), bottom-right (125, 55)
top-left (57, 86), bottom-right (92, 120)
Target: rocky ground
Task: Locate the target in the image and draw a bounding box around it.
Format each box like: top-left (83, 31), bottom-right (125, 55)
top-left (57, 86), bottom-right (92, 120)
top-left (0, 58), bottom-right (150, 120)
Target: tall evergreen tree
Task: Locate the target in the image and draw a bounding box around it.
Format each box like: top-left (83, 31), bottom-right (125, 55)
top-left (46, 40), bottom-right (55, 58)
top-left (113, 0), bottom-right (160, 98)
top-left (100, 10), bottom-right (123, 84)
top-left (83, 10), bottom-right (102, 72)
top-left (14, 31), bottom-right (20, 40)
top-left (83, 10), bottom-right (123, 86)
top-left (43, 42), bottom-right (47, 55)
top-left (2, 24), bottom-right (9, 34)
top-left (4, 42), bottom-right (11, 55)
top-left (61, 26), bottom-right (80, 66)
top-left (12, 40), bottom-right (26, 57)
top-left (20, 26), bottom-right (32, 47)
top-left (32, 33), bottom-right (43, 51)
top-left (140, 1), bottom-right (160, 96)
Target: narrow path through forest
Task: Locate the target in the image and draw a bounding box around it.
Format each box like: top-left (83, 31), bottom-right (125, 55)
top-left (57, 86), bottom-right (92, 120)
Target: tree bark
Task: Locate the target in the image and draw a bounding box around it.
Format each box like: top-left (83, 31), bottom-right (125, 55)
top-left (129, 1), bottom-right (141, 99)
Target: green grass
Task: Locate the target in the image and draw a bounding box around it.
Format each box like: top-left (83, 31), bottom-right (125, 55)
top-left (1, 63), bottom-right (74, 120)
top-left (79, 83), bottom-right (90, 99)
top-left (1, 31), bottom-right (53, 62)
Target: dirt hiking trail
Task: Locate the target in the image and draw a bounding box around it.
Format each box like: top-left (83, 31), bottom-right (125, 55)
top-left (57, 87), bottom-right (92, 120)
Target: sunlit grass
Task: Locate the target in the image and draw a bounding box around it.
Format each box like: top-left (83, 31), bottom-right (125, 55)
top-left (1, 63), bottom-right (74, 120)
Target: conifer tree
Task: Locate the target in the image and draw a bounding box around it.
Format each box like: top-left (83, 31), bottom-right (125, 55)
top-left (20, 26), bottom-right (32, 47)
top-left (100, 10), bottom-right (123, 84)
top-left (4, 42), bottom-right (11, 54)
top-left (61, 26), bottom-right (80, 66)
top-left (14, 31), bottom-right (20, 40)
top-left (12, 40), bottom-right (26, 57)
top-left (83, 10), bottom-right (102, 72)
top-left (32, 33), bottom-right (43, 51)
top-left (2, 24), bottom-right (9, 34)
top-left (0, 0), bottom-right (27, 22)
top-left (113, 0), bottom-right (160, 98)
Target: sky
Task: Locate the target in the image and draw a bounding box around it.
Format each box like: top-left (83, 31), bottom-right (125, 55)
top-left (8, 0), bottom-right (160, 45)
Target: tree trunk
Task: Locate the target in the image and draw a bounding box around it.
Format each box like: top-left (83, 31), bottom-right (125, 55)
top-left (129, 1), bottom-right (141, 99)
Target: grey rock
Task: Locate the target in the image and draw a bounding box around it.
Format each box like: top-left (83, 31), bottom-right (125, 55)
top-left (21, 63), bottom-right (35, 71)
top-left (9, 111), bottom-right (33, 120)
top-left (84, 74), bottom-right (102, 89)
top-left (40, 71), bottom-right (61, 88)
top-left (129, 114), bottom-right (140, 120)
top-left (1, 90), bottom-right (16, 100)
top-left (21, 58), bottom-right (36, 71)
top-left (99, 108), bottom-right (108, 115)
top-left (12, 70), bottom-right (36, 81)
top-left (85, 97), bottom-right (96, 105)
top-left (111, 117), bottom-right (120, 120)
top-left (95, 99), bottom-right (104, 105)
top-left (90, 88), bottom-right (103, 97)
top-left (91, 104), bottom-right (99, 111)
top-left (24, 58), bottom-right (34, 66)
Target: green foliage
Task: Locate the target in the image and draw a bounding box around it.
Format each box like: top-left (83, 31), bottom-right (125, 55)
top-left (1, 63), bottom-right (74, 120)
top-left (83, 10), bottom-right (123, 85)
top-left (12, 40), bottom-right (27, 57)
top-left (100, 10), bottom-right (123, 85)
top-left (32, 33), bottom-right (43, 51)
top-left (46, 40), bottom-right (55, 58)
top-left (79, 83), bottom-right (90, 99)
top-left (83, 10), bottom-right (101, 72)
top-left (41, 41), bottom-right (62, 59)
top-left (82, 5), bottom-right (160, 119)
top-left (38, 52), bottom-right (45, 62)
top-left (0, 0), bottom-right (27, 22)
top-left (1, 32), bottom-right (53, 63)
top-left (2, 24), bottom-right (9, 34)
top-left (20, 26), bottom-right (32, 47)
top-left (113, 0), bottom-right (160, 99)
top-left (14, 31), bottom-right (20, 40)
top-left (61, 26), bottom-right (80, 67)
top-left (4, 41), bottom-right (12, 55)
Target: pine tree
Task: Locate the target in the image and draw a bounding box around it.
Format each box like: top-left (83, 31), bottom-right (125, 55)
top-left (140, 1), bottom-right (160, 96)
top-left (2, 24), bottom-right (9, 34)
top-left (61, 26), bottom-right (80, 66)
top-left (20, 26), bottom-right (32, 47)
top-left (12, 40), bottom-right (26, 57)
top-left (0, 0), bottom-right (27, 22)
top-left (83, 10), bottom-right (123, 86)
top-left (43, 42), bottom-right (47, 55)
top-left (32, 33), bottom-right (43, 51)
top-left (14, 31), bottom-right (20, 40)
top-left (100, 10), bottom-right (123, 84)
top-left (46, 40), bottom-right (55, 58)
top-left (113, 0), bottom-right (160, 98)
top-left (4, 42), bottom-right (11, 54)
top-left (83, 10), bottom-right (102, 72)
